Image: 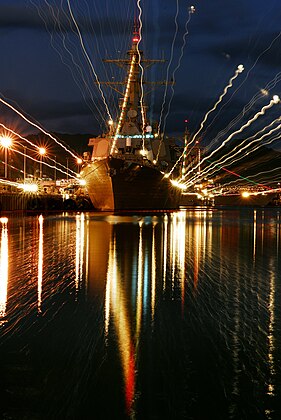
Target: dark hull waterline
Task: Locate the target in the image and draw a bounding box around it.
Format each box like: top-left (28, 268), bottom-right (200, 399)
top-left (83, 157), bottom-right (182, 211)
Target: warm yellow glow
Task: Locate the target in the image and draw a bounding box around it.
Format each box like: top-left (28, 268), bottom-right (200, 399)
top-left (39, 147), bottom-right (46, 156)
top-left (75, 214), bottom-right (85, 291)
top-left (38, 214), bottom-right (43, 313)
top-left (79, 179), bottom-right (86, 186)
top-left (0, 218), bottom-right (8, 325)
top-left (106, 234), bottom-right (136, 415)
top-left (19, 183), bottom-right (39, 193)
top-left (241, 191), bottom-right (250, 198)
top-left (170, 179), bottom-right (187, 190)
top-left (108, 119), bottom-right (114, 126)
top-left (0, 135), bottom-right (12, 148)
top-left (111, 54), bottom-right (137, 154)
top-left (76, 157), bottom-right (83, 164)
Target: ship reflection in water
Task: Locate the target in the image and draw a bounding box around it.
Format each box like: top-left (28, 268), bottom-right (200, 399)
top-left (0, 209), bottom-right (281, 419)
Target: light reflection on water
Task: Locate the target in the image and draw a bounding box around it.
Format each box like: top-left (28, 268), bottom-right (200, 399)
top-left (0, 209), bottom-right (281, 419)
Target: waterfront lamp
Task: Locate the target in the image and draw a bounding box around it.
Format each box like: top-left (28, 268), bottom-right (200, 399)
top-left (38, 147), bottom-right (46, 179)
top-left (0, 136), bottom-right (12, 178)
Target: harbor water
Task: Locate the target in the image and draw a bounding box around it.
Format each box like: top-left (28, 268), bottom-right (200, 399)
top-left (0, 208), bottom-right (281, 419)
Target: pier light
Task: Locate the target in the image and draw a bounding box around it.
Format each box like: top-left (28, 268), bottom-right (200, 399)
top-left (0, 135), bottom-right (12, 178)
top-left (241, 191), bottom-right (250, 198)
top-left (76, 157), bottom-right (83, 173)
top-left (38, 147), bottom-right (46, 179)
top-left (20, 183), bottom-right (39, 193)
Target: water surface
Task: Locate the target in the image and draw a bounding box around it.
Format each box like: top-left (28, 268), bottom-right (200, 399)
top-left (0, 209), bottom-right (281, 419)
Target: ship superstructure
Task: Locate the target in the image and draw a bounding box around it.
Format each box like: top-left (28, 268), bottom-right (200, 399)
top-left (81, 30), bottom-right (182, 211)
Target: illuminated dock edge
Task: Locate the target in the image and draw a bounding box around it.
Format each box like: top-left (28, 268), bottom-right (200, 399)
top-left (0, 192), bottom-right (93, 212)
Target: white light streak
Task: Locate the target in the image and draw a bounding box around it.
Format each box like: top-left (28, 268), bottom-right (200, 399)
top-left (192, 64), bottom-right (244, 144)
top-left (66, 0), bottom-right (113, 122)
top-left (110, 55), bottom-right (137, 153)
top-left (136, 0), bottom-right (146, 151)
top-left (0, 98), bottom-right (79, 159)
top-left (183, 96), bottom-right (280, 184)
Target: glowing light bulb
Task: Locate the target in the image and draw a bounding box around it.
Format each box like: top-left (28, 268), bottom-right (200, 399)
top-left (237, 64), bottom-right (244, 73)
top-left (273, 95), bottom-right (280, 104)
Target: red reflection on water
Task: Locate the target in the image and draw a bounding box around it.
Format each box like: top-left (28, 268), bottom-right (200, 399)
top-left (125, 344), bottom-right (135, 415)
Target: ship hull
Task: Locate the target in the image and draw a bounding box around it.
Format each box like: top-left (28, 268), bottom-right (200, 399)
top-left (82, 157), bottom-right (181, 211)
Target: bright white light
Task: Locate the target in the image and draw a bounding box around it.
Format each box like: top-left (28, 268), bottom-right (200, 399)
top-left (170, 179), bottom-right (187, 190)
top-left (273, 95), bottom-right (280, 104)
top-left (0, 217), bottom-right (8, 224)
top-left (39, 147), bottom-right (46, 155)
top-left (20, 183), bottom-right (39, 193)
top-left (237, 64), bottom-right (244, 73)
top-left (76, 158), bottom-right (83, 164)
top-left (108, 119), bottom-right (114, 126)
top-left (0, 136), bottom-right (12, 148)
top-left (79, 179), bottom-right (86, 186)
top-left (241, 191), bottom-right (250, 198)
top-left (190, 5), bottom-right (196, 13)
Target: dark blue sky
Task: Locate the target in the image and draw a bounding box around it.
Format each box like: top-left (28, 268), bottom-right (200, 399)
top-left (0, 0), bottom-right (281, 146)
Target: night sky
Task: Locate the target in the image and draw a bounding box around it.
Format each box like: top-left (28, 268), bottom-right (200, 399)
top-left (0, 0), bottom-right (281, 149)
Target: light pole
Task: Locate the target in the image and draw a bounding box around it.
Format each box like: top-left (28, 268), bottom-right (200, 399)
top-left (66, 158), bottom-right (69, 181)
top-left (0, 136), bottom-right (12, 178)
top-left (23, 146), bottom-right (27, 182)
top-left (39, 147), bottom-right (46, 179)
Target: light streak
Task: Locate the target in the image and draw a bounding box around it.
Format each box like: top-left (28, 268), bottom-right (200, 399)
top-left (167, 65), bottom-right (245, 177)
top-left (0, 97), bottom-right (79, 159)
top-left (0, 124), bottom-right (79, 180)
top-left (136, 0), bottom-right (146, 152)
top-left (190, 118), bottom-right (281, 183)
top-left (157, 5), bottom-right (195, 163)
top-left (183, 96), bottom-right (280, 183)
top-left (110, 54), bottom-right (136, 154)
top-left (207, 71), bottom-right (281, 153)
top-left (157, 0), bottom-right (180, 139)
top-left (10, 147), bottom-right (78, 180)
top-left (192, 64), bottom-right (244, 144)
top-left (31, 0), bottom-right (106, 128)
top-left (66, 0), bottom-right (113, 123)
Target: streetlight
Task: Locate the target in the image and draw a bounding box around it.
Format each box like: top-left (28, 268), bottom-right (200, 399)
top-left (23, 146), bottom-right (27, 182)
top-left (38, 147), bottom-right (46, 179)
top-left (66, 158), bottom-right (69, 181)
top-left (76, 157), bottom-right (83, 174)
top-left (0, 136), bottom-right (12, 178)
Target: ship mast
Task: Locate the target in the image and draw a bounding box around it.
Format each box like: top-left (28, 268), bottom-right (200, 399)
top-left (101, 28), bottom-right (166, 139)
